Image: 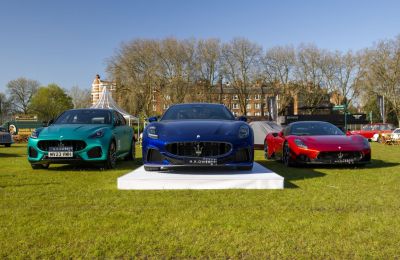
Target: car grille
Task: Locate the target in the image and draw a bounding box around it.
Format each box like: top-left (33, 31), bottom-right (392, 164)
top-left (37, 140), bottom-right (87, 151)
top-left (317, 151), bottom-right (362, 161)
top-left (165, 142), bottom-right (232, 157)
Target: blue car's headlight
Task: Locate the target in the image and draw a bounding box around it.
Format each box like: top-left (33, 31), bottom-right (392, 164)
top-left (148, 126), bottom-right (158, 139)
top-left (238, 125), bottom-right (249, 139)
top-left (31, 130), bottom-right (39, 139)
top-left (294, 139), bottom-right (308, 149)
top-left (89, 129), bottom-right (104, 138)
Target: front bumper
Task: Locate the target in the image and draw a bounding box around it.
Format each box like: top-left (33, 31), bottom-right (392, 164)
top-left (27, 138), bottom-right (109, 164)
top-left (291, 147), bottom-right (371, 165)
top-left (142, 139), bottom-right (254, 169)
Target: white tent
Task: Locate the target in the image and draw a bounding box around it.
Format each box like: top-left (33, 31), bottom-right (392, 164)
top-left (91, 86), bottom-right (140, 137)
top-left (249, 121), bottom-right (282, 149)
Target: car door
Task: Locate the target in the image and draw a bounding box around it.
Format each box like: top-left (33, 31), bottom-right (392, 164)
top-left (117, 112), bottom-right (133, 152)
top-left (112, 111), bottom-right (126, 155)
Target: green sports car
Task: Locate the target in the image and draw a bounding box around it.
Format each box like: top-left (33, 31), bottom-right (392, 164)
top-left (28, 108), bottom-right (135, 169)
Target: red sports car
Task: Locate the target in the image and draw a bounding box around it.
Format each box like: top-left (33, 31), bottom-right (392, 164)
top-left (350, 123), bottom-right (395, 141)
top-left (264, 121), bottom-right (371, 166)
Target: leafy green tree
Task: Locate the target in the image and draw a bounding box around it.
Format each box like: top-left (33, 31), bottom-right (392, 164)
top-left (29, 84), bottom-right (73, 121)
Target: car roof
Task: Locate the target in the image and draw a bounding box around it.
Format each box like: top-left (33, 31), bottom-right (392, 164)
top-left (288, 121), bottom-right (333, 126)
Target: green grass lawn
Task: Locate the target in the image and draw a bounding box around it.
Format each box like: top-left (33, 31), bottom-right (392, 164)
top-left (1, 143), bottom-right (400, 258)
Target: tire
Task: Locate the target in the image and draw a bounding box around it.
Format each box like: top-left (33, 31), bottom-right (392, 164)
top-left (31, 163), bottom-right (49, 169)
top-left (237, 165), bottom-right (253, 171)
top-left (125, 138), bottom-right (136, 161)
top-left (264, 142), bottom-right (270, 160)
top-left (5, 144), bottom-right (11, 147)
top-left (104, 141), bottom-right (117, 169)
top-left (282, 142), bottom-right (294, 167)
top-left (144, 166), bottom-right (161, 171)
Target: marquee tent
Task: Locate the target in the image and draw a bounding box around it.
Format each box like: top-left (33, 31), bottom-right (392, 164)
top-left (249, 121), bottom-right (282, 149)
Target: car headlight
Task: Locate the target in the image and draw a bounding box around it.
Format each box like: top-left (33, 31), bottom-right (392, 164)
top-left (238, 125), bottom-right (249, 139)
top-left (89, 129), bottom-right (104, 138)
top-left (31, 130), bottom-right (39, 139)
top-left (294, 139), bottom-right (308, 149)
top-left (148, 126), bottom-right (158, 139)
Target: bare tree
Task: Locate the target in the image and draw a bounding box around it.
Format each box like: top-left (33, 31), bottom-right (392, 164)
top-left (294, 44), bottom-right (327, 113)
top-left (0, 92), bottom-right (11, 123)
top-left (6, 77), bottom-right (39, 114)
top-left (361, 36), bottom-right (400, 125)
top-left (221, 38), bottom-right (262, 115)
top-left (263, 46), bottom-right (297, 115)
top-left (196, 39), bottom-right (221, 102)
top-left (69, 86), bottom-right (91, 108)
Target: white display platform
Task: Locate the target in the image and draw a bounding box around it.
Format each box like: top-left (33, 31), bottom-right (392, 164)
top-left (117, 162), bottom-right (284, 190)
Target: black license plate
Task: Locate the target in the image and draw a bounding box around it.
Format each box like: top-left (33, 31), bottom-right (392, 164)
top-left (185, 158), bottom-right (218, 166)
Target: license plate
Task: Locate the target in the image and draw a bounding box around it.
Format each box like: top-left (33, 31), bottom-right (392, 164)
top-left (48, 147), bottom-right (73, 158)
top-left (334, 158), bottom-right (355, 164)
top-left (185, 158), bottom-right (218, 166)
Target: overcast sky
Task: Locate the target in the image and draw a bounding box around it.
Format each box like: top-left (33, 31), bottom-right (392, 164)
top-left (1, 0), bottom-right (399, 93)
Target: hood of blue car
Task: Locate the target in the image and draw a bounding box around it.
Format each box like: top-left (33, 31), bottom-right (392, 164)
top-left (150, 120), bottom-right (248, 141)
top-left (37, 124), bottom-right (107, 139)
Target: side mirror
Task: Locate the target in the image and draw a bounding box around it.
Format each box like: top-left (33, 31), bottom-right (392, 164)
top-left (148, 116), bottom-right (158, 123)
top-left (278, 131), bottom-right (284, 137)
top-left (237, 116), bottom-right (247, 122)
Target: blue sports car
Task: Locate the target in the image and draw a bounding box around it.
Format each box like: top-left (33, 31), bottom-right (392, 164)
top-left (142, 103), bottom-right (254, 171)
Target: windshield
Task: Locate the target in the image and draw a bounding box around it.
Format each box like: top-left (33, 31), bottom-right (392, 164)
top-left (54, 110), bottom-right (112, 125)
top-left (161, 104), bottom-right (235, 121)
top-left (289, 122), bottom-right (344, 136)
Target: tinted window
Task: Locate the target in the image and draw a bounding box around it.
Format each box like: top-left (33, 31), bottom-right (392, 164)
top-left (161, 104), bottom-right (235, 121)
top-left (394, 129), bottom-right (400, 133)
top-left (54, 110), bottom-right (112, 124)
top-left (289, 122), bottom-right (344, 136)
top-left (362, 125), bottom-right (372, 130)
top-left (0, 127), bottom-right (7, 132)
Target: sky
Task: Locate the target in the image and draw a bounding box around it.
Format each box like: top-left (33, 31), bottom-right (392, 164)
top-left (0, 0), bottom-right (399, 93)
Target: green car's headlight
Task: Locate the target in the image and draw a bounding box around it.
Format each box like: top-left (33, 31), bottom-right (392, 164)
top-left (238, 125), bottom-right (249, 139)
top-left (89, 129), bottom-right (105, 138)
top-left (31, 130), bottom-right (40, 139)
top-left (148, 126), bottom-right (158, 139)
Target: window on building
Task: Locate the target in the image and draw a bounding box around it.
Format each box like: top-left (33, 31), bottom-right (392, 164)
top-left (166, 95), bottom-right (171, 100)
top-left (152, 105), bottom-right (157, 111)
top-left (246, 95), bottom-right (251, 100)
top-left (255, 112), bottom-right (261, 116)
top-left (246, 112), bottom-right (252, 116)
top-left (223, 95), bottom-right (227, 100)
top-left (232, 103), bottom-right (239, 109)
top-left (255, 94), bottom-right (261, 100)
top-left (163, 104), bottom-right (169, 110)
top-left (152, 95), bottom-right (156, 102)
top-left (255, 103), bottom-right (261, 109)
top-left (246, 104), bottom-right (251, 109)
top-left (233, 95), bottom-right (239, 100)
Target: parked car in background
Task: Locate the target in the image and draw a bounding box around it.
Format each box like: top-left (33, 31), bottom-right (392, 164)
top-left (379, 128), bottom-right (400, 142)
top-left (142, 103), bottom-right (254, 171)
top-left (0, 127), bottom-right (13, 147)
top-left (28, 109), bottom-right (135, 169)
top-left (264, 121), bottom-right (371, 166)
top-left (350, 123), bottom-right (395, 141)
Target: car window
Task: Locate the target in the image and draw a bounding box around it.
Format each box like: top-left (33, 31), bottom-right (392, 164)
top-left (118, 112), bottom-right (126, 126)
top-left (161, 104), bottom-right (235, 121)
top-left (394, 129), bottom-right (400, 133)
top-left (54, 110), bottom-right (112, 124)
top-left (289, 122), bottom-right (344, 136)
top-left (362, 125), bottom-right (372, 130)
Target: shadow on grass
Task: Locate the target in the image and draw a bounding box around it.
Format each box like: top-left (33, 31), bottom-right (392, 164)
top-left (41, 159), bottom-right (143, 172)
top-left (0, 182), bottom-right (61, 188)
top-left (0, 152), bottom-right (23, 158)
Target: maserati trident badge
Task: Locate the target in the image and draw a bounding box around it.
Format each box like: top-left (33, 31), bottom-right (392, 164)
top-left (194, 143), bottom-right (203, 156)
top-left (196, 134), bottom-right (200, 139)
top-left (338, 152), bottom-right (344, 159)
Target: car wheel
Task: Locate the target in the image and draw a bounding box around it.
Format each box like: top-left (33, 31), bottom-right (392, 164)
top-left (237, 165), bottom-right (253, 171)
top-left (125, 138), bottom-right (136, 161)
top-left (31, 163), bottom-right (49, 169)
top-left (104, 141), bottom-right (117, 169)
top-left (5, 144), bottom-right (11, 147)
top-left (282, 142), bottom-right (293, 167)
top-left (144, 166), bottom-right (161, 171)
top-left (264, 142), bottom-right (270, 160)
